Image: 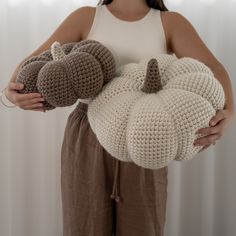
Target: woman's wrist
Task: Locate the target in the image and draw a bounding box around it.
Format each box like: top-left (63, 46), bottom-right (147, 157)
top-left (0, 87), bottom-right (16, 108)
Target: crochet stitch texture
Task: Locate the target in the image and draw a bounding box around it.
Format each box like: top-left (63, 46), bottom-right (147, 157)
top-left (15, 39), bottom-right (225, 169)
top-left (87, 55), bottom-right (226, 169)
top-left (16, 39), bottom-right (116, 110)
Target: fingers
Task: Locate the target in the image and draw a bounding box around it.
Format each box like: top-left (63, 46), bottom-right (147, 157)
top-left (14, 92), bottom-right (43, 103)
top-left (196, 126), bottom-right (220, 135)
top-left (12, 93), bottom-right (44, 107)
top-left (18, 97), bottom-right (45, 107)
top-left (6, 83), bottom-right (46, 111)
top-left (209, 109), bottom-right (226, 126)
top-left (21, 102), bottom-right (44, 110)
top-left (8, 81), bottom-right (24, 91)
top-left (7, 81), bottom-right (43, 101)
top-left (194, 133), bottom-right (221, 146)
top-left (17, 95), bottom-right (46, 111)
top-left (199, 144), bottom-right (211, 153)
top-left (8, 89), bottom-right (43, 106)
top-left (198, 141), bottom-right (216, 153)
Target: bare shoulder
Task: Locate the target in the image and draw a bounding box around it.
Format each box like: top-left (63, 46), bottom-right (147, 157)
top-left (160, 11), bottom-right (190, 54)
top-left (160, 10), bottom-right (189, 29)
top-left (159, 11), bottom-right (220, 69)
top-left (78, 6), bottom-right (97, 40)
top-left (72, 6), bottom-right (96, 31)
top-left (161, 10), bottom-right (186, 20)
top-left (75, 5), bottom-right (96, 19)
top-left (23, 6), bottom-right (97, 59)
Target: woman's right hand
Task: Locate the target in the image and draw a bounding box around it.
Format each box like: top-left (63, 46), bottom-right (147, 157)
top-left (5, 81), bottom-right (46, 112)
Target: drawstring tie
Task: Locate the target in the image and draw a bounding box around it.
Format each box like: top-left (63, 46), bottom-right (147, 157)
top-left (110, 158), bottom-right (120, 202)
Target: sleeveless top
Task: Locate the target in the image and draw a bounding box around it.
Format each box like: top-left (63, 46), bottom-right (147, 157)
top-left (78, 4), bottom-right (168, 104)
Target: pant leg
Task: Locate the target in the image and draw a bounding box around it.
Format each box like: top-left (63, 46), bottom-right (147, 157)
top-left (116, 162), bottom-right (168, 236)
top-left (60, 102), bottom-right (115, 236)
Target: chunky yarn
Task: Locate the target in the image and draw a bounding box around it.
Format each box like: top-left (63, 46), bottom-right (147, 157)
top-left (87, 55), bottom-right (225, 169)
top-left (16, 39), bottom-right (116, 110)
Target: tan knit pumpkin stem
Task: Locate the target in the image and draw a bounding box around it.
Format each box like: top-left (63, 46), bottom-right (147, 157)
top-left (141, 58), bottom-right (162, 93)
top-left (51, 41), bottom-right (66, 61)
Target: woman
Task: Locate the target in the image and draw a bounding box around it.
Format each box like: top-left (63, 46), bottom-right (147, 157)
top-left (2, 0), bottom-right (235, 235)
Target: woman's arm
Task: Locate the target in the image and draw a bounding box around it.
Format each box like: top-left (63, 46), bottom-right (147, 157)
top-left (9, 6), bottom-right (91, 83)
top-left (5, 6), bottom-right (93, 111)
top-left (164, 11), bottom-right (235, 114)
top-left (163, 11), bottom-right (235, 149)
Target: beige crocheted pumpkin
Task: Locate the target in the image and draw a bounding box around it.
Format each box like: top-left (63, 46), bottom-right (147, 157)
top-left (87, 55), bottom-right (225, 169)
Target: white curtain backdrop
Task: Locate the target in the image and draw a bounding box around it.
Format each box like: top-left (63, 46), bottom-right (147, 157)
top-left (0, 0), bottom-right (236, 235)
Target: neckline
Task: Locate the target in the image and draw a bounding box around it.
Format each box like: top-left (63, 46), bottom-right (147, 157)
top-left (103, 5), bottom-right (152, 23)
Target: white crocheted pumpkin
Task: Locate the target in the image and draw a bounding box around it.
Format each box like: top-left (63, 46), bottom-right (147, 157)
top-left (87, 54), bottom-right (225, 169)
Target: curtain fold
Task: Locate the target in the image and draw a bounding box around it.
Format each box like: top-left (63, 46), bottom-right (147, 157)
top-left (0, 0), bottom-right (235, 235)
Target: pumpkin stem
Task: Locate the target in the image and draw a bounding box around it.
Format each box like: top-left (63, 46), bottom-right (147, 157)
top-left (51, 41), bottom-right (66, 61)
top-left (141, 58), bottom-right (162, 93)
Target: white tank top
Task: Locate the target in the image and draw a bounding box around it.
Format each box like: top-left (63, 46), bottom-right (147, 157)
top-left (79, 4), bottom-right (168, 104)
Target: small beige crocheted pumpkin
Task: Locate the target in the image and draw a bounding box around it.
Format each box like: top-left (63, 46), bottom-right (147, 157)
top-left (87, 55), bottom-right (225, 169)
top-left (16, 39), bottom-right (116, 110)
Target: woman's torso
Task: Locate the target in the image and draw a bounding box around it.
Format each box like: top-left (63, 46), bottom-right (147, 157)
top-left (79, 4), bottom-right (171, 104)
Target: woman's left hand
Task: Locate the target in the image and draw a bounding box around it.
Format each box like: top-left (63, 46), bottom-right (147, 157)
top-left (194, 109), bottom-right (235, 152)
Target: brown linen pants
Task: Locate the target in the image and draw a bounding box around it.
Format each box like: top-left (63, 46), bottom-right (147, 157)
top-left (61, 102), bottom-right (168, 236)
